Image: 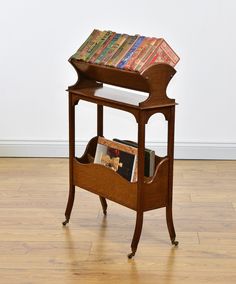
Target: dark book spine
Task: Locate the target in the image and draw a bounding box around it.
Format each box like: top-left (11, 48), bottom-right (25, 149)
top-left (113, 139), bottom-right (151, 177)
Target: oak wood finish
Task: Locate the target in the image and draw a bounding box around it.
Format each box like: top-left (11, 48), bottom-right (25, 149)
top-left (1, 158), bottom-right (236, 283)
top-left (63, 60), bottom-right (178, 257)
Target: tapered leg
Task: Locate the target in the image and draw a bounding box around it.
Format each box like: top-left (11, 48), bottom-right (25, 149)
top-left (166, 206), bottom-right (178, 245)
top-left (128, 111), bottom-right (145, 258)
top-left (128, 212), bottom-right (144, 258)
top-left (97, 104), bottom-right (108, 215)
top-left (63, 184), bottom-right (75, 225)
top-left (99, 196), bottom-right (107, 215)
top-left (166, 106), bottom-right (178, 245)
top-left (63, 93), bottom-right (77, 226)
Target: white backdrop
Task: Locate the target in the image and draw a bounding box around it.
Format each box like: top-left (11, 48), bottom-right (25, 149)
top-left (0, 0), bottom-right (235, 158)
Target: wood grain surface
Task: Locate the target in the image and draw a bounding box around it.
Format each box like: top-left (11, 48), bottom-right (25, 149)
top-left (0, 158), bottom-right (236, 283)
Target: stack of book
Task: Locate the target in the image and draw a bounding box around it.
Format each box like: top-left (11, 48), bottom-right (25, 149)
top-left (94, 137), bottom-right (155, 182)
top-left (71, 29), bottom-right (179, 72)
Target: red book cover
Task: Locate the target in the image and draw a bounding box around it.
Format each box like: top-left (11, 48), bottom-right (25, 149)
top-left (123, 36), bottom-right (148, 70)
top-left (131, 38), bottom-right (160, 71)
top-left (139, 39), bottom-right (180, 72)
top-left (159, 40), bottom-right (180, 66)
top-left (135, 38), bottom-right (164, 71)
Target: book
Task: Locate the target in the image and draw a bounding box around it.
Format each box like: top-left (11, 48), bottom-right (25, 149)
top-left (89, 32), bottom-right (116, 63)
top-left (126, 37), bottom-right (156, 70)
top-left (94, 33), bottom-right (121, 64)
top-left (82, 30), bottom-right (108, 61)
top-left (131, 38), bottom-right (161, 71)
top-left (94, 137), bottom-right (138, 182)
top-left (106, 35), bottom-right (139, 67)
top-left (85, 30), bottom-right (113, 62)
top-left (72, 29), bottom-right (102, 60)
top-left (71, 29), bottom-right (180, 71)
top-left (113, 138), bottom-right (155, 177)
top-left (116, 36), bottom-right (145, 69)
top-left (138, 39), bottom-right (180, 72)
top-left (123, 36), bottom-right (149, 70)
top-left (101, 34), bottom-right (129, 65)
top-left (71, 29), bottom-right (99, 60)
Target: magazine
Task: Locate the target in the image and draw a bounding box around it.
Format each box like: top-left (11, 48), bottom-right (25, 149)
top-left (94, 137), bottom-right (138, 182)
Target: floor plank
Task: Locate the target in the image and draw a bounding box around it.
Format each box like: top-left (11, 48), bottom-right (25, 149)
top-left (0, 158), bottom-right (236, 283)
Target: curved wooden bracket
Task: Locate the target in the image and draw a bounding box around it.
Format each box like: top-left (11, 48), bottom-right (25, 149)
top-left (68, 58), bottom-right (102, 90)
top-left (71, 95), bottom-right (80, 107)
top-left (143, 106), bottom-right (173, 124)
top-left (139, 63), bottom-right (176, 108)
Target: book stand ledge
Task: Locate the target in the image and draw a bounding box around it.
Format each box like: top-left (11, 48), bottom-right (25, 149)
top-left (62, 59), bottom-right (179, 258)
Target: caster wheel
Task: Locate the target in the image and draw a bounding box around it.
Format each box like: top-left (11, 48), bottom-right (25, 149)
top-left (62, 219), bottom-right (69, 226)
top-left (172, 240), bottom-right (179, 246)
top-left (127, 251), bottom-right (136, 259)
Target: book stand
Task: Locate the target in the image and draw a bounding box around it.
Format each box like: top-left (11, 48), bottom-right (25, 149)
top-left (63, 59), bottom-right (178, 258)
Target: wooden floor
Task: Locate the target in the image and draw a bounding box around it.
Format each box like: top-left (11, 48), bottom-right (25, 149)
top-left (0, 158), bottom-right (236, 284)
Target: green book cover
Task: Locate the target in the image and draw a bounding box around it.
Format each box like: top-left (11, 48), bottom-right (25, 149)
top-left (84, 30), bottom-right (113, 62)
top-left (106, 35), bottom-right (138, 67)
top-left (89, 32), bottom-right (116, 63)
top-left (94, 33), bottom-right (121, 64)
top-left (100, 34), bottom-right (129, 65)
top-left (71, 29), bottom-right (100, 60)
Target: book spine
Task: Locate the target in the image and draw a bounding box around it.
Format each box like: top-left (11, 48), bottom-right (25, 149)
top-left (71, 29), bottom-right (100, 60)
top-left (113, 138), bottom-right (152, 177)
top-left (98, 137), bottom-right (137, 155)
top-left (107, 35), bottom-right (139, 67)
top-left (129, 37), bottom-right (158, 70)
top-left (140, 46), bottom-right (166, 72)
top-left (123, 37), bottom-right (148, 70)
top-left (83, 30), bottom-right (109, 61)
top-left (116, 36), bottom-right (145, 69)
top-left (74, 30), bottom-right (103, 60)
top-left (94, 33), bottom-right (121, 64)
top-left (134, 38), bottom-right (162, 71)
top-left (137, 39), bottom-right (164, 72)
top-left (100, 34), bottom-right (129, 65)
top-left (139, 40), bottom-right (180, 71)
top-left (159, 40), bottom-right (180, 66)
top-left (89, 32), bottom-right (116, 63)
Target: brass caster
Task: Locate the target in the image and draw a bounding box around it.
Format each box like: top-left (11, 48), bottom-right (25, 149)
top-left (62, 219), bottom-right (69, 226)
top-left (172, 240), bottom-right (179, 246)
top-left (127, 251), bottom-right (136, 259)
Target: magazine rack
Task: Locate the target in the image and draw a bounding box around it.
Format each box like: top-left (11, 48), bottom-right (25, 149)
top-left (63, 58), bottom-right (178, 258)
